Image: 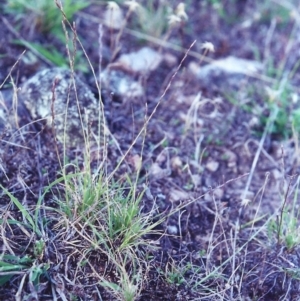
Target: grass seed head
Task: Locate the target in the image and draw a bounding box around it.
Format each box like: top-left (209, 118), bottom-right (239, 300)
top-left (124, 0), bottom-right (140, 13)
top-left (176, 3), bottom-right (188, 21)
top-left (201, 41), bottom-right (215, 53)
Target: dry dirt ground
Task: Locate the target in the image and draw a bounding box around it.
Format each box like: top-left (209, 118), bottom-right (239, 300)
top-left (1, 1), bottom-right (300, 300)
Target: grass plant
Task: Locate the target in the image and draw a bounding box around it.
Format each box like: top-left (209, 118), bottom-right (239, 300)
top-left (4, 0), bottom-right (88, 36)
top-left (53, 164), bottom-right (161, 300)
top-left (131, 1), bottom-right (171, 40)
top-left (0, 3), bottom-right (170, 298)
top-left (1, 0), bottom-right (300, 300)
top-left (267, 175), bottom-right (300, 251)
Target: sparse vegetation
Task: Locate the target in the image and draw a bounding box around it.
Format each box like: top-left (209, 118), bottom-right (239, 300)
top-left (1, 0), bottom-right (300, 300)
top-left (267, 175), bottom-right (300, 251)
top-left (4, 0), bottom-right (88, 36)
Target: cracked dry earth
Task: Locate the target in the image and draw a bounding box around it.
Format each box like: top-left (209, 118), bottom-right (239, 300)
top-left (1, 0), bottom-right (300, 300)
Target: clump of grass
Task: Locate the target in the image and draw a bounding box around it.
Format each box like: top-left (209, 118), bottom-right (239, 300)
top-left (0, 142), bottom-right (162, 300)
top-left (52, 157), bottom-right (162, 299)
top-left (258, 2), bottom-right (300, 139)
top-left (260, 82), bottom-right (300, 139)
top-left (3, 0), bottom-right (89, 69)
top-left (57, 162), bottom-right (161, 249)
top-left (131, 1), bottom-right (171, 39)
top-left (4, 0), bottom-right (88, 36)
top-left (0, 0), bottom-right (267, 299)
top-left (267, 175), bottom-right (300, 251)
top-left (0, 181), bottom-right (58, 296)
top-left (103, 1), bottom-right (189, 60)
top-left (158, 256), bottom-right (203, 288)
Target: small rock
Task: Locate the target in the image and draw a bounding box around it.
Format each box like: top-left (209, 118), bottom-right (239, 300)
top-left (206, 160), bottom-right (219, 172)
top-left (204, 192), bottom-right (212, 202)
top-left (272, 169), bottom-right (283, 181)
top-left (198, 56), bottom-right (262, 76)
top-left (101, 68), bottom-right (144, 99)
top-left (189, 56), bottom-right (263, 90)
top-left (117, 47), bottom-right (162, 74)
top-left (167, 225), bottom-right (178, 235)
top-left (156, 151), bottom-right (167, 164)
top-left (171, 156), bottom-right (183, 171)
top-left (149, 162), bottom-right (169, 180)
top-left (214, 187), bottom-right (224, 199)
top-left (169, 188), bottom-right (189, 202)
top-left (163, 52), bottom-right (178, 67)
top-left (222, 150), bottom-right (237, 169)
top-left (248, 116), bottom-right (260, 129)
top-left (191, 174), bottom-right (201, 187)
top-left (6, 68), bottom-right (103, 148)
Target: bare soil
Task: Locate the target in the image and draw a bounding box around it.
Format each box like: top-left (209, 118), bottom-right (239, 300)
top-left (1, 1), bottom-right (300, 300)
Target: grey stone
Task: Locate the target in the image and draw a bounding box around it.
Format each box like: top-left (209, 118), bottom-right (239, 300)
top-left (0, 68), bottom-right (104, 148)
top-left (101, 67), bottom-right (144, 100)
top-left (189, 56), bottom-right (263, 90)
